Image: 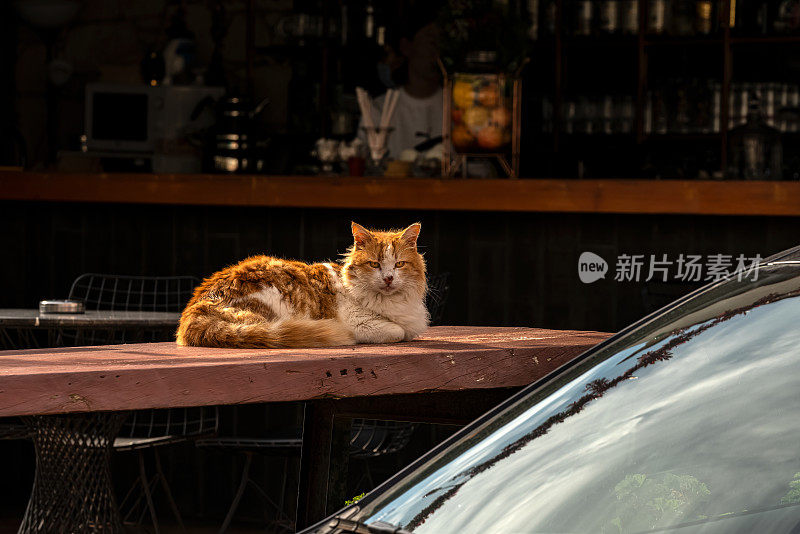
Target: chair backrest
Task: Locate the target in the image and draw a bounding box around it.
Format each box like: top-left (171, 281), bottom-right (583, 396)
top-left (349, 419), bottom-right (417, 459)
top-left (68, 274), bottom-right (200, 312)
top-left (61, 273), bottom-right (200, 346)
top-left (426, 273), bottom-right (450, 326)
top-left (115, 407), bottom-right (219, 450)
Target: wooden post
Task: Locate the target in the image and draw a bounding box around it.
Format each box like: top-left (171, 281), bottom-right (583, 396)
top-left (296, 400), bottom-right (336, 530)
top-left (326, 414), bottom-right (353, 516)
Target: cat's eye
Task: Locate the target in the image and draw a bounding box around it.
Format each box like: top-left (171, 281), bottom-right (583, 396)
top-left (395, 261), bottom-right (406, 268)
top-left (368, 261), bottom-right (380, 268)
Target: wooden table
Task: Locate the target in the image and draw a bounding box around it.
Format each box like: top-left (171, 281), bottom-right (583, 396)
top-left (0, 309), bottom-right (181, 349)
top-left (0, 326), bottom-right (611, 531)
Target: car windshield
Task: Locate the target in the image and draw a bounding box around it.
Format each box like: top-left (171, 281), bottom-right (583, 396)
top-left (351, 255), bottom-right (800, 534)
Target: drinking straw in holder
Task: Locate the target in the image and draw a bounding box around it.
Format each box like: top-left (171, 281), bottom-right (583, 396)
top-left (356, 87), bottom-right (400, 167)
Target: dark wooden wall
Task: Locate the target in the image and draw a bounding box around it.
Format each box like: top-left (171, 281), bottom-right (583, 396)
top-left (2, 200), bottom-right (798, 333)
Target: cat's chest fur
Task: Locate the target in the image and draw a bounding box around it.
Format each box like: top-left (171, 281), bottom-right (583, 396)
top-left (334, 273), bottom-right (429, 342)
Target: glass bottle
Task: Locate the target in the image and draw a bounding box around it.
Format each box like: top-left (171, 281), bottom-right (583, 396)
top-left (528, 0), bottom-right (540, 39)
top-left (599, 0), bottom-right (620, 34)
top-left (774, 0), bottom-right (800, 33)
top-left (575, 0), bottom-right (595, 36)
top-left (621, 0), bottom-right (639, 34)
top-left (696, 0), bottom-right (714, 34)
top-left (671, 0), bottom-right (695, 35)
top-left (544, 0), bottom-right (558, 35)
top-left (364, 1), bottom-right (375, 39)
top-left (728, 96), bottom-right (783, 180)
top-left (648, 0), bottom-right (668, 33)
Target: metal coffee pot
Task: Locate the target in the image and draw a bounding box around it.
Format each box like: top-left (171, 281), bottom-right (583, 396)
top-left (191, 93), bottom-right (270, 173)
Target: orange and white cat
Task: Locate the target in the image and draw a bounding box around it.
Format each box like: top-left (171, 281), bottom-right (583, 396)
top-left (176, 222), bottom-right (429, 348)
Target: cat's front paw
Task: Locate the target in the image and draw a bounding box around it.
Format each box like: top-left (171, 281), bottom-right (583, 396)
top-left (403, 317), bottom-right (429, 341)
top-left (380, 323), bottom-right (406, 343)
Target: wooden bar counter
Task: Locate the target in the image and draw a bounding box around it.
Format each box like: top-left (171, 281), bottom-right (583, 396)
top-left (2, 171), bottom-right (800, 216)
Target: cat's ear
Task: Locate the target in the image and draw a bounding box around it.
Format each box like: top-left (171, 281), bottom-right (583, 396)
top-left (351, 222), bottom-right (372, 248)
top-left (400, 222), bottom-right (421, 247)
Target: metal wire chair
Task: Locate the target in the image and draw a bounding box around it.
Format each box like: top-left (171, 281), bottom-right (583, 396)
top-left (116, 407), bottom-right (219, 531)
top-left (349, 420), bottom-right (417, 459)
top-left (63, 273), bottom-right (200, 345)
top-left (0, 418), bottom-right (31, 440)
top-left (195, 406), bottom-right (301, 534)
top-left (69, 273), bottom-right (200, 312)
top-left (426, 273), bottom-right (450, 326)
top-left (0, 327), bottom-right (49, 350)
top-left (347, 419), bottom-right (418, 492)
top-left (67, 273), bottom-right (214, 533)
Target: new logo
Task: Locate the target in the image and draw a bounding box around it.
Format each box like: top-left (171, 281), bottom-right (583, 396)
top-left (578, 252), bottom-right (608, 284)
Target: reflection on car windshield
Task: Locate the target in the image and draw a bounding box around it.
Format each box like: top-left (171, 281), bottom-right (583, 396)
top-left (356, 265), bottom-right (800, 534)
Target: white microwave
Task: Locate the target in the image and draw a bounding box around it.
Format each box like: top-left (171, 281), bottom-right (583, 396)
top-left (83, 83), bottom-right (224, 153)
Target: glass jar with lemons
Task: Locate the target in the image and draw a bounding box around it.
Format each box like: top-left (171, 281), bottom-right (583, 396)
top-left (450, 51), bottom-right (513, 153)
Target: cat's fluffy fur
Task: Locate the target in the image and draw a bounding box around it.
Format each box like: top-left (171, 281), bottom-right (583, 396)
top-left (176, 222), bottom-right (429, 348)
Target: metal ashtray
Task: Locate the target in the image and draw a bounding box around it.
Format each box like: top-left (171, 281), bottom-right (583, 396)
top-left (39, 300), bottom-right (85, 314)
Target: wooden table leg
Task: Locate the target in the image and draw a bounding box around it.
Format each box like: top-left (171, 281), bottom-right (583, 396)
top-left (326, 414), bottom-right (352, 516)
top-left (294, 390), bottom-right (522, 530)
top-left (295, 400), bottom-right (355, 530)
top-left (295, 400), bottom-right (334, 530)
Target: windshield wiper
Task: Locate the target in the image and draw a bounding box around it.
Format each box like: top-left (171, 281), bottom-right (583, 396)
top-left (325, 517), bottom-right (411, 534)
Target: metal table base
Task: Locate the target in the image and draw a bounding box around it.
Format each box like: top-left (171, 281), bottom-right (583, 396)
top-left (19, 413), bottom-right (126, 534)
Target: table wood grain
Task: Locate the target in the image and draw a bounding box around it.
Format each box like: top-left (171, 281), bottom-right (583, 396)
top-left (0, 326), bottom-right (611, 417)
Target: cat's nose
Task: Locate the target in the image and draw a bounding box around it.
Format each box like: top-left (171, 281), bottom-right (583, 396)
top-left (383, 275), bottom-right (394, 286)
